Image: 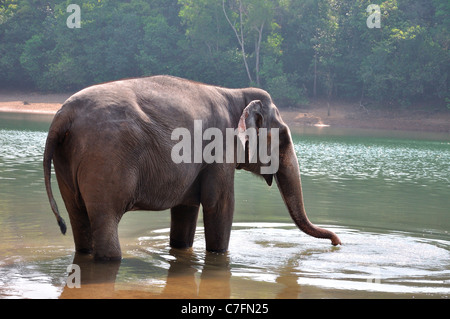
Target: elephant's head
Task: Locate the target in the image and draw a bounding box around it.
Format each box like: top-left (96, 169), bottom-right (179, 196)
top-left (237, 98), bottom-right (341, 246)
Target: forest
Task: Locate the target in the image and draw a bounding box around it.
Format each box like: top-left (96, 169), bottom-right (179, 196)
top-left (0, 0), bottom-right (448, 108)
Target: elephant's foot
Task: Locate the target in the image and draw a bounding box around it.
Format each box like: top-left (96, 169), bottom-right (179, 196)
top-left (170, 240), bottom-right (194, 250)
top-left (76, 247), bottom-right (93, 255)
top-left (92, 242), bottom-right (122, 261)
top-left (93, 253), bottom-right (122, 262)
top-left (92, 239), bottom-right (122, 261)
top-left (206, 247), bottom-right (228, 254)
top-left (75, 245), bottom-right (120, 261)
top-left (90, 225), bottom-right (122, 261)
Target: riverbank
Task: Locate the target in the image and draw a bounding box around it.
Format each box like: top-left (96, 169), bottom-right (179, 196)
top-left (0, 91), bottom-right (68, 115)
top-left (0, 92), bottom-right (449, 133)
top-left (281, 99), bottom-right (450, 134)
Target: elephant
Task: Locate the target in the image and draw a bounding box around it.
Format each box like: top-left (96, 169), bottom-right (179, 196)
top-left (44, 75), bottom-right (341, 261)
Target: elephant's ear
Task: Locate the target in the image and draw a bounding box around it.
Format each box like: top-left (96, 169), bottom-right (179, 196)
top-left (237, 100), bottom-right (263, 155)
top-left (238, 100), bottom-right (274, 187)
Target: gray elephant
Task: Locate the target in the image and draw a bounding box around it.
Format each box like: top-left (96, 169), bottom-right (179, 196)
top-left (44, 75), bottom-right (341, 261)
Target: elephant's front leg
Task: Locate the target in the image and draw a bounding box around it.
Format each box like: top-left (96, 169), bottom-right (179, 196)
top-left (170, 204), bottom-right (200, 249)
top-left (202, 194), bottom-right (234, 253)
top-left (200, 166), bottom-right (235, 253)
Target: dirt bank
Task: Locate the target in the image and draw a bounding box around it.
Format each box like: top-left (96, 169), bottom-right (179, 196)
top-left (280, 100), bottom-right (450, 134)
top-left (0, 92), bottom-right (449, 133)
top-left (0, 91), bottom-right (69, 114)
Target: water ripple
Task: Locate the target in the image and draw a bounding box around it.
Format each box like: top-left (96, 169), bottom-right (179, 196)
top-left (137, 223), bottom-right (450, 296)
top-left (294, 137), bottom-right (450, 185)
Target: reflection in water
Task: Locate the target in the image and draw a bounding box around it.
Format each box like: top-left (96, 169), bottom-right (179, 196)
top-left (56, 226), bottom-right (306, 299)
top-left (58, 224), bottom-right (450, 298)
top-left (59, 249), bottom-right (232, 299)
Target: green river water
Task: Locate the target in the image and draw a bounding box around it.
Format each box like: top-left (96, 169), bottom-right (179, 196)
top-left (0, 112), bottom-right (448, 299)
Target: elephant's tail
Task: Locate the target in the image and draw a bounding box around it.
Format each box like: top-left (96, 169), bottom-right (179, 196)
top-left (43, 108), bottom-right (70, 235)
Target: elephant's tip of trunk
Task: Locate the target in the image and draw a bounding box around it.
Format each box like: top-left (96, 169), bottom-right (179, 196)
top-left (330, 233), bottom-right (341, 246)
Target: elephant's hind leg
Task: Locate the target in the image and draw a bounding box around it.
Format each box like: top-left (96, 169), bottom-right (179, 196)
top-left (58, 181), bottom-right (93, 254)
top-left (85, 202), bottom-right (123, 261)
top-left (67, 204), bottom-right (93, 254)
top-left (170, 205), bottom-right (200, 249)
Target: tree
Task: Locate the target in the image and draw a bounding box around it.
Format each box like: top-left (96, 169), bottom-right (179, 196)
top-left (178, 0), bottom-right (246, 87)
top-left (0, 0), bottom-right (447, 107)
top-left (137, 12), bottom-right (183, 76)
top-left (222, 0), bottom-right (253, 84)
top-left (222, 0), bottom-right (278, 87)
top-left (360, 0), bottom-right (449, 106)
top-left (0, 0), bottom-right (51, 88)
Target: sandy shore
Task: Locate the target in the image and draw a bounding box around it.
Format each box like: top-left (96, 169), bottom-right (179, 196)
top-left (281, 100), bottom-right (450, 134)
top-left (0, 91), bottom-right (70, 115)
top-left (1, 92), bottom-right (449, 133)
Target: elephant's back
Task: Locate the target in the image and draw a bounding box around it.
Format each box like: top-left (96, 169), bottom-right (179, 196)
top-left (56, 75), bottom-right (233, 166)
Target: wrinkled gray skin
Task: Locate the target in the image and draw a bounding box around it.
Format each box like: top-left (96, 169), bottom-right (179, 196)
top-left (44, 75), bottom-right (341, 261)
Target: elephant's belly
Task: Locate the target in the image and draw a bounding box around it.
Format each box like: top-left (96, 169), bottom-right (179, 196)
top-left (131, 182), bottom-right (198, 212)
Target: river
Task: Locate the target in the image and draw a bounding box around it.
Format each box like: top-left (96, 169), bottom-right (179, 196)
top-left (0, 112), bottom-right (448, 299)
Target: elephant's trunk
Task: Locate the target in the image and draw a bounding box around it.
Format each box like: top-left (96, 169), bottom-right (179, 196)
top-left (275, 136), bottom-right (341, 246)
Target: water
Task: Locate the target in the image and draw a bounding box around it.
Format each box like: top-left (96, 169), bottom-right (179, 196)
top-left (0, 113), bottom-right (449, 299)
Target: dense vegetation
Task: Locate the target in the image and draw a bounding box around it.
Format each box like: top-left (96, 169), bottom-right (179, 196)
top-left (0, 0), bottom-right (448, 108)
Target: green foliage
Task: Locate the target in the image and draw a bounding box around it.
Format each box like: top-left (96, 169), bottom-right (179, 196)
top-left (0, 0), bottom-right (448, 108)
top-left (360, 1), bottom-right (449, 106)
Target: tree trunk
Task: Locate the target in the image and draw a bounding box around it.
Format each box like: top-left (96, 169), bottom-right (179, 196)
top-left (313, 53), bottom-right (317, 98)
top-left (254, 22), bottom-right (264, 87)
top-left (222, 0), bottom-right (253, 84)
